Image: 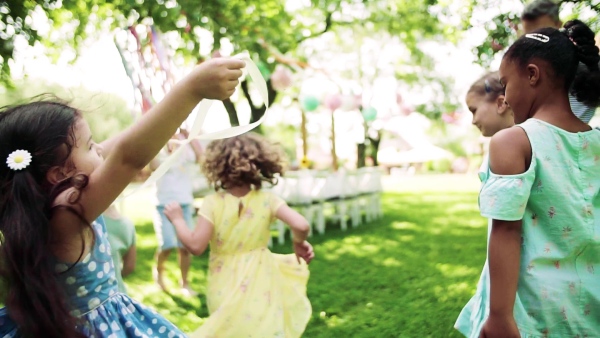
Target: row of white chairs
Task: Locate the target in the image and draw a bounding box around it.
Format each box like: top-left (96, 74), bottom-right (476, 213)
top-left (265, 167), bottom-right (384, 246)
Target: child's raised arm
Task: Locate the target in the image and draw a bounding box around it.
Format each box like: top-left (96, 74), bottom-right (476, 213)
top-left (180, 128), bottom-right (204, 163)
top-left (67, 58), bottom-right (245, 222)
top-left (480, 127), bottom-right (531, 338)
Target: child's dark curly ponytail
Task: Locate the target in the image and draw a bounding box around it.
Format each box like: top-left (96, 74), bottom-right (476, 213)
top-left (563, 20), bottom-right (600, 107)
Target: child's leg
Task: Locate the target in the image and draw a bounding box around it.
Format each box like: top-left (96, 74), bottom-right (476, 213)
top-left (153, 205), bottom-right (180, 292)
top-left (155, 249), bottom-right (172, 292)
top-left (177, 204), bottom-right (196, 296)
top-left (178, 248), bottom-right (195, 294)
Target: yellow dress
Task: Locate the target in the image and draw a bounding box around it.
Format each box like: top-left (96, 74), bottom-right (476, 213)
top-left (192, 190), bottom-right (311, 338)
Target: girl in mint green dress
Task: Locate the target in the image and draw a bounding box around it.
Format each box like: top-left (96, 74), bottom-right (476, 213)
top-left (454, 71), bottom-right (515, 336)
top-left (456, 20), bottom-right (600, 338)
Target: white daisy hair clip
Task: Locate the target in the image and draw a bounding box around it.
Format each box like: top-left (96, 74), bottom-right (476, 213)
top-left (6, 149), bottom-right (32, 171)
top-left (525, 33), bottom-right (550, 43)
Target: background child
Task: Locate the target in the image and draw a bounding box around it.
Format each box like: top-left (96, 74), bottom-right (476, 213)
top-left (471, 20), bottom-right (600, 337)
top-left (454, 71), bottom-right (515, 337)
top-left (164, 132), bottom-right (313, 338)
top-left (0, 57), bottom-right (244, 338)
top-left (150, 129), bottom-right (203, 296)
top-left (102, 204), bottom-right (137, 294)
top-left (465, 71), bottom-right (514, 139)
top-left (520, 0), bottom-right (598, 124)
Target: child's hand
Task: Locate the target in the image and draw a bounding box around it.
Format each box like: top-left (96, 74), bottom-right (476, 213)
top-left (187, 58), bottom-right (245, 101)
top-left (164, 202), bottom-right (184, 223)
top-left (479, 314), bottom-right (520, 338)
top-left (293, 241), bottom-right (315, 265)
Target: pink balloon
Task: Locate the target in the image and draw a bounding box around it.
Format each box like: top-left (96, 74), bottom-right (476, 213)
top-left (442, 111), bottom-right (460, 124)
top-left (324, 94), bottom-right (342, 111)
top-left (271, 65), bottom-right (293, 91)
top-left (396, 92), bottom-right (403, 105)
top-left (442, 113), bottom-right (454, 123)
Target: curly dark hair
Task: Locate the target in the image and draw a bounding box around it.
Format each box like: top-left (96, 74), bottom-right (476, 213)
top-left (202, 132), bottom-right (286, 190)
top-left (503, 19), bottom-right (600, 107)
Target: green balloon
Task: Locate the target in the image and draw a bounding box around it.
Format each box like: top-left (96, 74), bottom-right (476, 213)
top-left (362, 107), bottom-right (377, 121)
top-left (256, 61), bottom-right (271, 80)
top-left (302, 96), bottom-right (320, 112)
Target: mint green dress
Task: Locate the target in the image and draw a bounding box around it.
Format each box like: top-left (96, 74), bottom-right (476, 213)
top-left (455, 118), bottom-right (600, 337)
top-left (104, 214), bottom-right (136, 294)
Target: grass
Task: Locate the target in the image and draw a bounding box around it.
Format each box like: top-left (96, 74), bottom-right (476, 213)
top-left (120, 174), bottom-right (487, 337)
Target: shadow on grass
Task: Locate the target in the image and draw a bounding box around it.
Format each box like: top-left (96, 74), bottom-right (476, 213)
top-left (125, 191), bottom-right (487, 337)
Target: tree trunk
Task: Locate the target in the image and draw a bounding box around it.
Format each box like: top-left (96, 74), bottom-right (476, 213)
top-left (240, 78), bottom-right (279, 135)
top-left (223, 98), bottom-right (240, 126)
top-left (301, 110), bottom-right (308, 158)
top-left (368, 131), bottom-right (382, 166)
top-left (356, 142), bottom-right (366, 168)
top-left (331, 110), bottom-right (338, 171)
top-left (249, 105), bottom-right (266, 134)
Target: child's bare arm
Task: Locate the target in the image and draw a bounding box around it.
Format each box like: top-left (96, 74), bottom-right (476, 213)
top-left (164, 202), bottom-right (213, 256)
top-left (275, 204), bottom-right (314, 264)
top-left (481, 126), bottom-right (530, 338)
top-left (275, 204), bottom-right (310, 243)
top-left (121, 244), bottom-right (137, 277)
top-left (189, 139), bottom-right (204, 163)
top-left (180, 129), bottom-right (204, 163)
top-left (71, 58), bottom-right (245, 222)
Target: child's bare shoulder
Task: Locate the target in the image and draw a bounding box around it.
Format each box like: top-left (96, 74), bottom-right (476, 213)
top-left (489, 126), bottom-right (531, 175)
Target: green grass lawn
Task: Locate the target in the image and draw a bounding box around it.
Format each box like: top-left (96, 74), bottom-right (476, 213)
top-left (121, 175), bottom-right (487, 337)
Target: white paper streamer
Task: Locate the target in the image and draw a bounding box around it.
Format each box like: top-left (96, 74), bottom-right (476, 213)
top-left (123, 52), bottom-right (269, 198)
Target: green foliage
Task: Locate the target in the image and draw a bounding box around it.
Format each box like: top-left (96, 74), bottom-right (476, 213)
top-left (2, 1), bottom-right (465, 79)
top-left (262, 123), bottom-right (299, 163)
top-left (469, 0), bottom-right (600, 67)
top-left (473, 12), bottom-right (520, 68)
top-left (121, 176), bottom-right (485, 337)
top-left (414, 95), bottom-right (461, 121)
top-left (425, 158), bottom-right (453, 173)
top-left (442, 139), bottom-right (469, 158)
top-left (0, 79), bottom-right (133, 142)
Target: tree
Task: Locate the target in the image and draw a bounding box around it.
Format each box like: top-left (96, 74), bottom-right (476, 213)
top-left (2, 0), bottom-right (471, 129)
top-left (0, 79), bottom-right (132, 142)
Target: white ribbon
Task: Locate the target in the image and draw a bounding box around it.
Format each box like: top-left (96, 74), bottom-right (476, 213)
top-left (123, 52), bottom-right (269, 197)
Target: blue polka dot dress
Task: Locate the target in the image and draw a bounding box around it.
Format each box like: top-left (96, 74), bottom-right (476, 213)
top-left (0, 217), bottom-right (187, 338)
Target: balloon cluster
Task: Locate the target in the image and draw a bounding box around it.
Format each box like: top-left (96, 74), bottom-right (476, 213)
top-left (300, 93), bottom-right (377, 122)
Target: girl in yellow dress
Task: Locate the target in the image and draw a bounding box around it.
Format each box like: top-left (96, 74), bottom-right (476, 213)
top-left (164, 132), bottom-right (314, 338)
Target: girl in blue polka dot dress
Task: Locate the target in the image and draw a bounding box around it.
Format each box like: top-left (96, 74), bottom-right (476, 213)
top-left (0, 57), bottom-right (245, 338)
